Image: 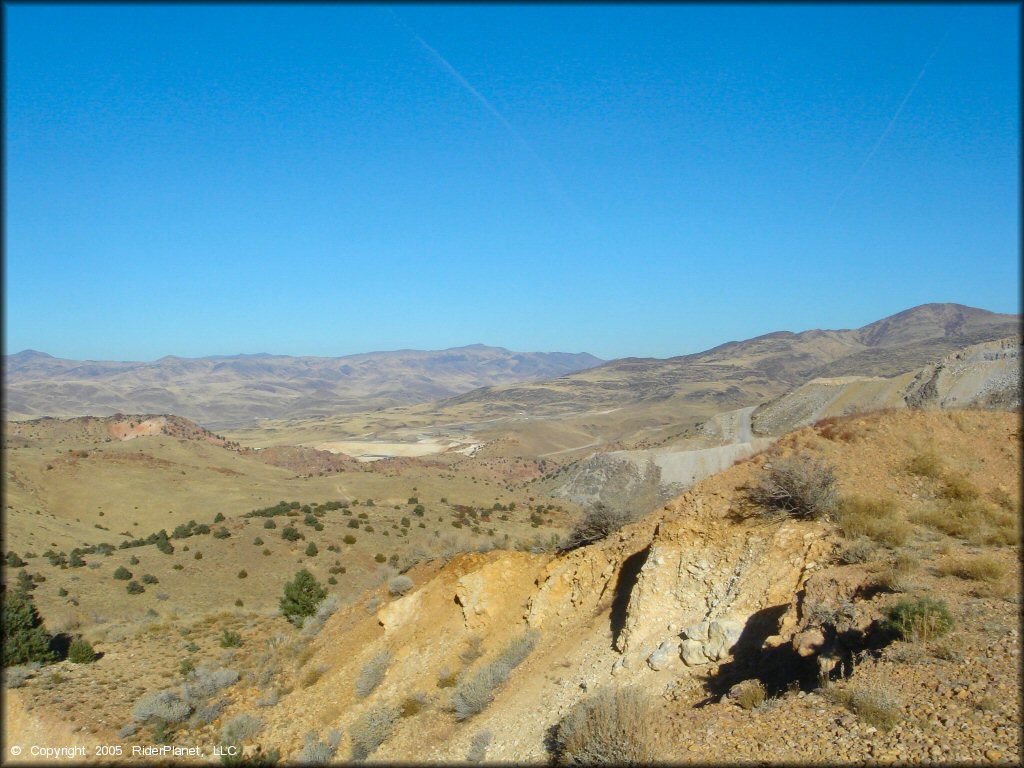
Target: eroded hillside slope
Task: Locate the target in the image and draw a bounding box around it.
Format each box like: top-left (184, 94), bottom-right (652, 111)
top-left (4, 409), bottom-right (1019, 764)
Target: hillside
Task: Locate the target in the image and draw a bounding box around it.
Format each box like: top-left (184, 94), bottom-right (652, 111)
top-left (229, 303), bottom-right (1019, 456)
top-left (3, 409), bottom-right (1018, 763)
top-left (2, 346), bottom-right (604, 429)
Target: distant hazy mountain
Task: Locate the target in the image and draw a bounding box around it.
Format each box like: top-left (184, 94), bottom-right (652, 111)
top-left (3, 345), bottom-right (604, 428)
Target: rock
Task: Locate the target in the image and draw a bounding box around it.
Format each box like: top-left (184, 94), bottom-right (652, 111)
top-left (705, 619), bottom-right (742, 661)
top-left (985, 750), bottom-right (1002, 761)
top-left (681, 639), bottom-right (710, 667)
top-left (648, 640), bottom-right (679, 671)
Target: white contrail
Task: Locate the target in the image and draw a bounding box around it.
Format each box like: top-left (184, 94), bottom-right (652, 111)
top-left (829, 35), bottom-right (948, 214)
top-left (385, 9), bottom-right (592, 229)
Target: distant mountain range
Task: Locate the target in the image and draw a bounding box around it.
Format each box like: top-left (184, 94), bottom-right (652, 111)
top-left (2, 345), bottom-right (604, 428)
top-left (4, 304), bottom-right (1018, 435)
top-left (438, 303), bottom-right (1019, 413)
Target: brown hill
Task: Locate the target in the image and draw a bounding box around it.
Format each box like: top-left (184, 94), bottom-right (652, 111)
top-left (2, 346), bottom-right (604, 429)
top-left (5, 409), bottom-right (1018, 763)
top-left (243, 303), bottom-right (1018, 455)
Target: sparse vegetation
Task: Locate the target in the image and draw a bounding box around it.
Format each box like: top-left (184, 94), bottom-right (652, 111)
top-left (734, 679), bottom-right (767, 710)
top-left (349, 706), bottom-right (398, 760)
top-left (562, 502), bottom-right (633, 550)
top-left (551, 686), bottom-right (657, 764)
top-left (885, 597), bottom-right (954, 643)
top-left (749, 455), bottom-right (837, 519)
top-left (828, 686), bottom-right (901, 731)
top-left (220, 629), bottom-right (243, 648)
top-left (355, 650), bottom-right (391, 698)
top-left (388, 575), bottom-right (413, 596)
top-left (453, 630), bottom-right (538, 720)
top-left (937, 554), bottom-right (1006, 582)
top-left (905, 451), bottom-right (943, 479)
top-left (835, 496), bottom-right (910, 546)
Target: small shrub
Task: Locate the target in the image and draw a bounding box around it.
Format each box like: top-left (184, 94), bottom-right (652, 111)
top-left (214, 513), bottom-right (225, 523)
top-left (221, 713), bottom-right (263, 744)
top-left (734, 679), bottom-right (766, 710)
top-left (937, 555), bottom-right (1006, 582)
top-left (263, 519), bottom-right (277, 529)
top-left (437, 667), bottom-right (458, 688)
top-left (355, 650), bottom-right (391, 697)
top-left (399, 692), bottom-right (429, 718)
top-left (343, 535), bottom-right (356, 544)
top-left (179, 658), bottom-right (196, 677)
top-left (453, 630), bottom-right (538, 720)
top-left (905, 452), bottom-right (943, 479)
top-left (388, 575), bottom-right (413, 596)
top-left (301, 665), bottom-right (326, 688)
top-left (939, 473), bottom-right (979, 502)
top-left (304, 542), bottom-right (318, 557)
top-left (127, 581), bottom-right (145, 594)
top-left (67, 637), bottom-right (96, 664)
top-left (194, 551), bottom-right (203, 560)
top-left (142, 574), bottom-right (158, 584)
top-left (562, 503), bottom-right (633, 550)
top-left (459, 635), bottom-right (484, 664)
top-left (885, 597), bottom-right (954, 643)
top-left (838, 537), bottom-right (878, 564)
top-left (876, 551), bottom-right (919, 592)
top-left (835, 687), bottom-right (901, 731)
top-left (835, 497), bottom-right (910, 546)
top-left (132, 688), bottom-right (192, 723)
top-left (129, 555), bottom-right (140, 565)
top-left (297, 731), bottom-right (337, 765)
top-left (551, 686), bottom-right (657, 764)
top-left (182, 666), bottom-right (239, 700)
top-left (467, 730), bottom-right (492, 763)
top-left (349, 706), bottom-right (398, 760)
top-left (253, 537), bottom-right (263, 546)
top-left (220, 630), bottom-right (243, 648)
top-left (374, 553), bottom-right (386, 563)
top-left (750, 455), bottom-right (838, 519)
top-left (238, 569), bottom-right (248, 579)
top-left (3, 666), bottom-right (34, 689)
top-left (214, 527), bottom-right (231, 539)
top-left (113, 565), bottom-right (133, 580)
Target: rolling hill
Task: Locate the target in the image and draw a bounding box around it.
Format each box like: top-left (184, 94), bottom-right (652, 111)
top-left (2, 346), bottom-right (603, 429)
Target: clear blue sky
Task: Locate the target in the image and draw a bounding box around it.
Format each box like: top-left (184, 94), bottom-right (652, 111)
top-left (5, 3), bottom-right (1019, 361)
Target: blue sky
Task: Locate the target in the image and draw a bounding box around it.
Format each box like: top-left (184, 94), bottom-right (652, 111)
top-left (4, 3), bottom-right (1019, 361)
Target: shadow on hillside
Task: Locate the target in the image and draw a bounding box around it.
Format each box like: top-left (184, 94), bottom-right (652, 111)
top-left (694, 604), bottom-right (817, 705)
top-left (696, 604), bottom-right (895, 706)
top-left (609, 548), bottom-right (649, 650)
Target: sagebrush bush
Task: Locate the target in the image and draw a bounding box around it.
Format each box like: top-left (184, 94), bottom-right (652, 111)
top-left (113, 566), bottom-right (132, 580)
top-left (453, 630), bottom-right (538, 720)
top-left (885, 597), bottom-right (954, 643)
top-left (3, 665), bottom-right (35, 688)
top-left (749, 455), bottom-right (838, 519)
top-left (355, 650), bottom-right (391, 698)
top-left (562, 503), bottom-right (633, 550)
top-left (132, 689), bottom-right (192, 723)
top-left (222, 713), bottom-right (263, 744)
top-left (551, 686), bottom-right (657, 764)
top-left (388, 575), bottom-right (414, 596)
top-left (182, 666), bottom-right (239, 701)
top-left (467, 730), bottom-right (492, 762)
top-left (349, 705), bottom-right (398, 760)
top-left (838, 687), bottom-right (902, 731)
